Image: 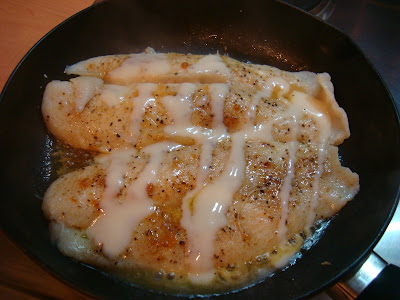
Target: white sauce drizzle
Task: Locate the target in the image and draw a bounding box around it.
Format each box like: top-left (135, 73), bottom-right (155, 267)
top-left (70, 76), bottom-right (103, 112)
top-left (110, 53), bottom-right (170, 81)
top-left (173, 83), bottom-right (230, 283)
top-left (177, 78), bottom-right (300, 282)
top-left (87, 143), bottom-right (179, 258)
top-left (242, 80), bottom-right (323, 242)
top-left (161, 85), bottom-right (226, 280)
top-left (244, 77), bottom-right (290, 139)
top-left (247, 91), bottom-right (261, 124)
top-left (246, 79), bottom-right (298, 242)
top-left (128, 83), bottom-right (157, 146)
top-left (276, 138), bottom-right (298, 241)
top-left (99, 84), bottom-right (131, 106)
top-left (161, 83), bottom-right (197, 127)
top-left (263, 77), bottom-right (296, 241)
top-left (182, 132), bottom-right (246, 283)
top-left (247, 89), bottom-right (332, 241)
top-left (162, 83), bottom-right (229, 188)
top-left (263, 76), bottom-right (290, 98)
top-left (209, 84), bottom-right (229, 131)
top-left (291, 91), bottom-right (331, 231)
top-left (190, 55), bottom-right (231, 76)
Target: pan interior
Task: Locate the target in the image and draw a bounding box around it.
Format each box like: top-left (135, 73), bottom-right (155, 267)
top-left (0, 0), bottom-right (399, 298)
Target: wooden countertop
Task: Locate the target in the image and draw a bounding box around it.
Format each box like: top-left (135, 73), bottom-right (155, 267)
top-left (0, 1), bottom-right (94, 298)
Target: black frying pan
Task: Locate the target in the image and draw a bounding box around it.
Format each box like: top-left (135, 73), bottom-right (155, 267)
top-left (0, 0), bottom-right (399, 299)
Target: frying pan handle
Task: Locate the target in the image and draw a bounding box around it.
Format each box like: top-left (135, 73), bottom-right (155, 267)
top-left (356, 263), bottom-right (400, 300)
top-left (327, 252), bottom-right (400, 299)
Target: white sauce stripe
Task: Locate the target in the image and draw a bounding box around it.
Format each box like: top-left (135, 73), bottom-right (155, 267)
top-left (161, 83), bottom-right (197, 127)
top-left (96, 149), bottom-right (136, 202)
top-left (182, 133), bottom-right (246, 283)
top-left (87, 143), bottom-right (179, 258)
top-left (70, 76), bottom-right (103, 112)
top-left (129, 83), bottom-right (157, 146)
top-left (176, 82), bottom-right (231, 283)
top-left (110, 53), bottom-right (171, 81)
top-left (190, 55), bottom-right (231, 76)
top-left (277, 138), bottom-right (298, 241)
top-left (163, 83), bottom-right (229, 189)
top-left (243, 85), bottom-right (333, 242)
top-left (291, 91), bottom-right (331, 231)
top-left (264, 77), bottom-right (290, 97)
top-left (99, 84), bottom-right (131, 107)
top-left (209, 83), bottom-right (229, 130)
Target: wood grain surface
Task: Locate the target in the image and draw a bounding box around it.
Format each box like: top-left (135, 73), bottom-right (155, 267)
top-left (0, 1), bottom-right (94, 298)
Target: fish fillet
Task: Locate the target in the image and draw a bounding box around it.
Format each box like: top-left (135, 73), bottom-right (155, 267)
top-left (41, 50), bottom-right (359, 295)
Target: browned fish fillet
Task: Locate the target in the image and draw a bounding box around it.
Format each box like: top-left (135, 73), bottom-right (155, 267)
top-left (42, 50), bottom-right (359, 295)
